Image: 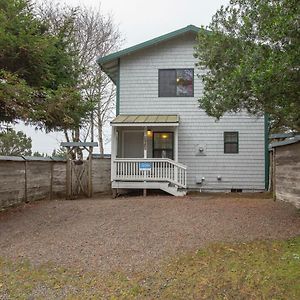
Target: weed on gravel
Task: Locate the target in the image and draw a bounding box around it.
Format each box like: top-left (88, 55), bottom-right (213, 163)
top-left (0, 237), bottom-right (299, 299)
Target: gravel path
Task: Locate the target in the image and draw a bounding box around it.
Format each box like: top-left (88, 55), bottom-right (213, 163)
top-left (0, 194), bottom-right (299, 274)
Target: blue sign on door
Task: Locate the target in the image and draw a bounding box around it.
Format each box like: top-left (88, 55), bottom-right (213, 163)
top-left (139, 162), bottom-right (152, 171)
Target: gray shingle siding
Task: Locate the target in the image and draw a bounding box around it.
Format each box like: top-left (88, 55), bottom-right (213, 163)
top-left (119, 34), bottom-right (265, 191)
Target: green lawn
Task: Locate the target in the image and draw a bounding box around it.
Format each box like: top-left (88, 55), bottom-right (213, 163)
top-left (1, 237), bottom-right (299, 299)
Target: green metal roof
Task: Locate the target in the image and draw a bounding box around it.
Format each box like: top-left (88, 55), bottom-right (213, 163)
top-left (111, 114), bottom-right (180, 124)
top-left (97, 25), bottom-right (200, 83)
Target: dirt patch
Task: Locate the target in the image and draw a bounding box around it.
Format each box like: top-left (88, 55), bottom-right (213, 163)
top-left (0, 194), bottom-right (299, 274)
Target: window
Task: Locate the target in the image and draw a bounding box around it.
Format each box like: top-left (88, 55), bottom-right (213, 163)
top-left (153, 132), bottom-right (173, 159)
top-left (159, 69), bottom-right (194, 97)
top-left (224, 132), bottom-right (239, 153)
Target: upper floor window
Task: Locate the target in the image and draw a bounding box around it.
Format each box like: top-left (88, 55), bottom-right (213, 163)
top-left (159, 69), bottom-right (194, 97)
top-left (224, 132), bottom-right (239, 153)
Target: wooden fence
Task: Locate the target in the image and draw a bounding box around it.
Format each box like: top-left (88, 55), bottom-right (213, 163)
top-left (0, 156), bottom-right (111, 210)
top-left (269, 136), bottom-right (300, 208)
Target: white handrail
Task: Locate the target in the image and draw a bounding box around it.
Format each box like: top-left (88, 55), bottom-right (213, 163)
top-left (114, 158), bottom-right (187, 170)
top-left (112, 158), bottom-right (187, 188)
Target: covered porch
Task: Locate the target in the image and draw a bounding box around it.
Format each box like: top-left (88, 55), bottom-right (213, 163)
top-left (110, 115), bottom-right (187, 196)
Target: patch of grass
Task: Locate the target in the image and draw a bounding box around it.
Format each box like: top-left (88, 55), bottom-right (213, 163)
top-left (1, 237), bottom-right (299, 299)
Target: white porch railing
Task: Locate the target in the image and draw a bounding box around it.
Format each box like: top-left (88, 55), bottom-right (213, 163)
top-left (112, 158), bottom-right (187, 188)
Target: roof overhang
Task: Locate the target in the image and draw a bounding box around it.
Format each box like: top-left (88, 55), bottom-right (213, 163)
top-left (61, 142), bottom-right (98, 147)
top-left (100, 60), bottom-right (119, 84)
top-left (269, 135), bottom-right (300, 149)
top-left (97, 25), bottom-right (201, 83)
top-left (111, 114), bottom-right (179, 127)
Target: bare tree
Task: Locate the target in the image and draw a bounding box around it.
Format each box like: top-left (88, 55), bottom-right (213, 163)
top-left (37, 2), bottom-right (122, 154)
top-left (95, 74), bottom-right (115, 155)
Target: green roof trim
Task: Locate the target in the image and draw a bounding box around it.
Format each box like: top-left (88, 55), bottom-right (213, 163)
top-left (116, 58), bottom-right (120, 115)
top-left (97, 25), bottom-right (200, 66)
top-left (264, 114), bottom-right (270, 191)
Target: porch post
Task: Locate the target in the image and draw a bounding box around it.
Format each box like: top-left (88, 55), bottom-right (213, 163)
top-left (143, 126), bottom-right (147, 197)
top-left (143, 126), bottom-right (147, 158)
top-left (174, 126), bottom-right (179, 184)
top-left (174, 126), bottom-right (178, 162)
top-left (111, 126), bottom-right (117, 182)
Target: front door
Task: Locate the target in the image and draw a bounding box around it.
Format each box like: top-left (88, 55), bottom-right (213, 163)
top-left (123, 131), bottom-right (144, 158)
top-left (153, 132), bottom-right (174, 159)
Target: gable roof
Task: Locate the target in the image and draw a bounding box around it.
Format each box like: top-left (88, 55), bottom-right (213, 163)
top-left (97, 25), bottom-right (200, 83)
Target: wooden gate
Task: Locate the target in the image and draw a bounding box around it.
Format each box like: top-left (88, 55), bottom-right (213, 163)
top-left (61, 142), bottom-right (98, 200)
top-left (67, 160), bottom-right (90, 199)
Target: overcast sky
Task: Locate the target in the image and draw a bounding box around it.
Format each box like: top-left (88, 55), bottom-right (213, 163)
top-left (16, 0), bottom-right (228, 155)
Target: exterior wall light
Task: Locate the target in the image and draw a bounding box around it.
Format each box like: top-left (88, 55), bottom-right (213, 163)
top-left (147, 129), bottom-right (152, 137)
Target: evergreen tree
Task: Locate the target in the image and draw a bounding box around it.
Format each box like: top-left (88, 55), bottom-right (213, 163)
top-left (195, 0), bottom-right (300, 131)
top-left (0, 129), bottom-right (32, 156)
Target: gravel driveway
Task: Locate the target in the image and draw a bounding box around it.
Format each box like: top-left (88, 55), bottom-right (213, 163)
top-left (0, 194), bottom-right (299, 274)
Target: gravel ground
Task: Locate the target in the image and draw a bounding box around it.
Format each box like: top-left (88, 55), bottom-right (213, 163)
top-left (0, 194), bottom-right (299, 274)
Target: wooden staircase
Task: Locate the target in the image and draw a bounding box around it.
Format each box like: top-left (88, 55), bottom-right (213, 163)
top-left (160, 183), bottom-right (187, 196)
top-left (112, 181), bottom-right (186, 196)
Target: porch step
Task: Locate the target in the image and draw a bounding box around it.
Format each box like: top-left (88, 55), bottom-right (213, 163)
top-left (112, 181), bottom-right (186, 197)
top-left (160, 184), bottom-right (187, 196)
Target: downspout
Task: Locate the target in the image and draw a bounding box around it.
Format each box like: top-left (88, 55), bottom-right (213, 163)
top-left (264, 114), bottom-right (270, 191)
top-left (116, 58), bottom-right (120, 116)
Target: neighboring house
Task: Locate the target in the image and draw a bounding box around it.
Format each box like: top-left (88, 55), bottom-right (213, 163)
top-left (269, 134), bottom-right (300, 208)
top-left (97, 25), bottom-right (268, 196)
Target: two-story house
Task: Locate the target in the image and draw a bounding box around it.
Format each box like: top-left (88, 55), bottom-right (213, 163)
top-left (97, 25), bottom-right (268, 196)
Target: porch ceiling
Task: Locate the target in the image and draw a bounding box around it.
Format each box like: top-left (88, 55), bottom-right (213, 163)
top-left (111, 114), bottom-right (179, 126)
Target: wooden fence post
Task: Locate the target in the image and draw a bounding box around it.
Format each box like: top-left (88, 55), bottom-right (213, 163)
top-left (50, 160), bottom-right (54, 200)
top-left (24, 159), bottom-right (28, 203)
top-left (66, 149), bottom-right (71, 200)
top-left (273, 148), bottom-right (276, 200)
top-left (88, 146), bottom-right (93, 198)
